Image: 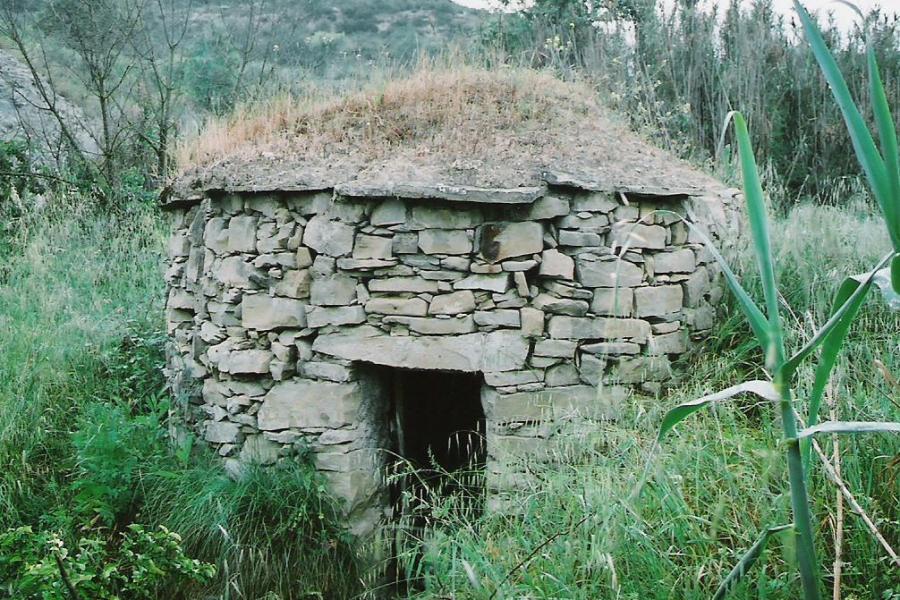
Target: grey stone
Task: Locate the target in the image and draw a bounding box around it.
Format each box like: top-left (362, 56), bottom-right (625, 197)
top-left (520, 307), bottom-right (544, 337)
top-left (300, 361), bottom-right (354, 382)
top-left (545, 363), bottom-right (580, 387)
top-left (590, 288), bottom-right (634, 316)
top-left (483, 385), bottom-right (621, 422)
top-left (479, 222), bottom-right (543, 261)
top-left (484, 370), bottom-right (542, 387)
top-left (306, 306), bottom-right (367, 328)
top-left (242, 295), bottom-right (307, 330)
top-left (204, 218), bottom-right (229, 253)
top-left (364, 297), bottom-right (428, 316)
top-left (558, 230), bottom-right (602, 247)
top-left (539, 249), bottom-right (575, 279)
top-left (313, 330), bottom-right (529, 372)
top-left (610, 223), bottom-right (667, 250)
top-left (541, 280), bottom-right (593, 300)
top-left (205, 421), bottom-right (241, 444)
top-left (369, 277), bottom-right (439, 294)
top-left (258, 380), bottom-right (363, 430)
top-left (653, 249), bottom-right (696, 273)
top-left (273, 269), bottom-right (311, 299)
top-left (502, 259), bottom-right (539, 272)
top-left (418, 229), bottom-right (472, 255)
top-left (533, 293), bottom-right (589, 316)
top-left (409, 205), bottom-right (482, 230)
top-left (303, 216), bottom-right (355, 256)
top-left (557, 213), bottom-right (609, 229)
top-left (453, 273), bottom-right (510, 293)
top-left (514, 271), bottom-right (530, 297)
top-left (648, 331), bottom-right (688, 354)
top-left (216, 256), bottom-right (262, 288)
top-left (371, 199), bottom-right (407, 226)
top-left (613, 355), bottom-right (672, 383)
top-left (682, 266), bottom-right (710, 306)
top-left (311, 275), bottom-right (357, 306)
top-left (428, 290), bottom-right (476, 315)
top-left (474, 310), bottom-right (520, 327)
top-left (576, 258), bottom-right (644, 288)
top-left (526, 195), bottom-right (570, 220)
top-left (533, 339), bottom-right (577, 358)
top-left (578, 353), bottom-right (606, 386)
top-left (581, 341), bottom-right (640, 355)
top-left (228, 216), bottom-right (258, 252)
top-left (338, 182), bottom-right (542, 205)
top-left (221, 350), bottom-right (273, 374)
top-left (337, 258), bottom-right (398, 270)
top-left (634, 285), bottom-right (683, 317)
top-left (547, 316), bottom-right (650, 342)
top-left (571, 192), bottom-right (618, 213)
top-left (392, 233), bottom-right (419, 254)
top-left (240, 435), bottom-right (280, 465)
top-left (353, 234), bottom-right (393, 259)
top-left (383, 315), bottom-right (476, 335)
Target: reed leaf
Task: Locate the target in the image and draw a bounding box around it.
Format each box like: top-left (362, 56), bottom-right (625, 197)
top-left (712, 525), bottom-right (792, 600)
top-left (797, 421), bottom-right (900, 439)
top-left (868, 46), bottom-right (900, 250)
top-left (658, 381), bottom-right (778, 441)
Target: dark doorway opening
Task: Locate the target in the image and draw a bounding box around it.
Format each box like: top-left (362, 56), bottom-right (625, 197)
top-left (386, 369), bottom-right (486, 588)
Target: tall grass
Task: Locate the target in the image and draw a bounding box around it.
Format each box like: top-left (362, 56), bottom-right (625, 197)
top-left (402, 202), bottom-right (899, 599)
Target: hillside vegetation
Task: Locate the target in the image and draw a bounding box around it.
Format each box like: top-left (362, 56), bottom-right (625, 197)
top-left (0, 0), bottom-right (898, 599)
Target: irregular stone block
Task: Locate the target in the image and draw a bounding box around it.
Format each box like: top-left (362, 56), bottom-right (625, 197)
top-left (571, 192), bottom-right (618, 213)
top-left (306, 306), bottom-right (367, 328)
top-left (392, 233), bottom-right (419, 254)
top-left (682, 266), bottom-right (710, 306)
top-left (648, 331), bottom-right (688, 355)
top-left (610, 222), bottom-right (666, 250)
top-left (484, 370), bottom-right (542, 387)
top-left (478, 222), bottom-right (543, 262)
top-left (533, 339), bottom-right (577, 358)
top-left (311, 274), bottom-right (357, 306)
top-left (539, 249), bottom-right (575, 279)
top-left (371, 199), bottom-right (407, 226)
top-left (313, 330), bottom-right (529, 372)
top-left (383, 315), bottom-right (476, 335)
top-left (474, 309), bottom-right (520, 327)
top-left (533, 293), bottom-right (589, 316)
top-left (242, 295), bottom-right (307, 330)
top-left (418, 229), bottom-right (472, 255)
top-left (303, 216), bottom-right (354, 257)
top-left (520, 307), bottom-right (544, 337)
top-left (547, 316), bottom-right (650, 342)
top-left (652, 249), bottom-right (696, 273)
top-left (453, 273), bottom-right (510, 293)
top-left (526, 195), bottom-right (570, 220)
top-left (205, 421), bottom-right (241, 444)
top-left (558, 230), bottom-right (602, 247)
top-left (581, 341), bottom-right (640, 355)
top-left (273, 269), bottom-right (311, 299)
top-left (576, 258), bottom-right (643, 288)
top-left (634, 285), bottom-right (683, 317)
top-left (258, 380), bottom-right (363, 430)
top-left (353, 234), bottom-right (393, 259)
top-left (369, 277), bottom-right (439, 294)
top-left (228, 216), bottom-right (258, 252)
top-left (300, 361), bottom-right (355, 383)
top-left (216, 256), bottom-right (262, 289)
top-left (557, 213), bottom-right (609, 229)
top-left (545, 363), bottom-right (580, 387)
top-left (590, 288), bottom-right (634, 316)
top-left (221, 349), bottom-right (273, 374)
top-left (429, 290), bottom-right (476, 315)
top-left (482, 385), bottom-right (622, 422)
top-left (613, 355), bottom-right (672, 383)
top-left (409, 205), bottom-right (482, 230)
top-left (204, 218), bottom-right (229, 253)
top-left (364, 297), bottom-right (428, 316)
top-left (240, 435), bottom-right (280, 465)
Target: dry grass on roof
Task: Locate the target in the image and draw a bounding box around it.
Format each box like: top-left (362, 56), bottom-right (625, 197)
top-left (176, 66), bottom-right (606, 171)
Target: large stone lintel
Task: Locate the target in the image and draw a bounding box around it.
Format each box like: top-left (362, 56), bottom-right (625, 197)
top-left (335, 181), bottom-right (545, 205)
top-left (312, 330), bottom-right (529, 372)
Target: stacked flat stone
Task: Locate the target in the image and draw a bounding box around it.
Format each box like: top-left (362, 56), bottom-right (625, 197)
top-left (164, 182), bottom-right (740, 534)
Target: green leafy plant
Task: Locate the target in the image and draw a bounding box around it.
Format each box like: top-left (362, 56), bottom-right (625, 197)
top-left (0, 524), bottom-right (215, 599)
top-left (656, 3), bottom-right (900, 598)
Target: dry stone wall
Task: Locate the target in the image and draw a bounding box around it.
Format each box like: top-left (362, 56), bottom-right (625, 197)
top-left (164, 186), bottom-right (739, 533)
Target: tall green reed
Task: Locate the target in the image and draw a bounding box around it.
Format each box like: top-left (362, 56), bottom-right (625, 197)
top-left (657, 3), bottom-right (900, 598)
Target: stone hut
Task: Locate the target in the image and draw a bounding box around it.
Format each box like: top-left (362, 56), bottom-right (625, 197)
top-left (162, 69), bottom-right (741, 535)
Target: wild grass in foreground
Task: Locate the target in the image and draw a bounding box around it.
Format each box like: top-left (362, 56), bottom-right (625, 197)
top-left (401, 201), bottom-right (899, 600)
top-left (0, 199), bottom-right (361, 599)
